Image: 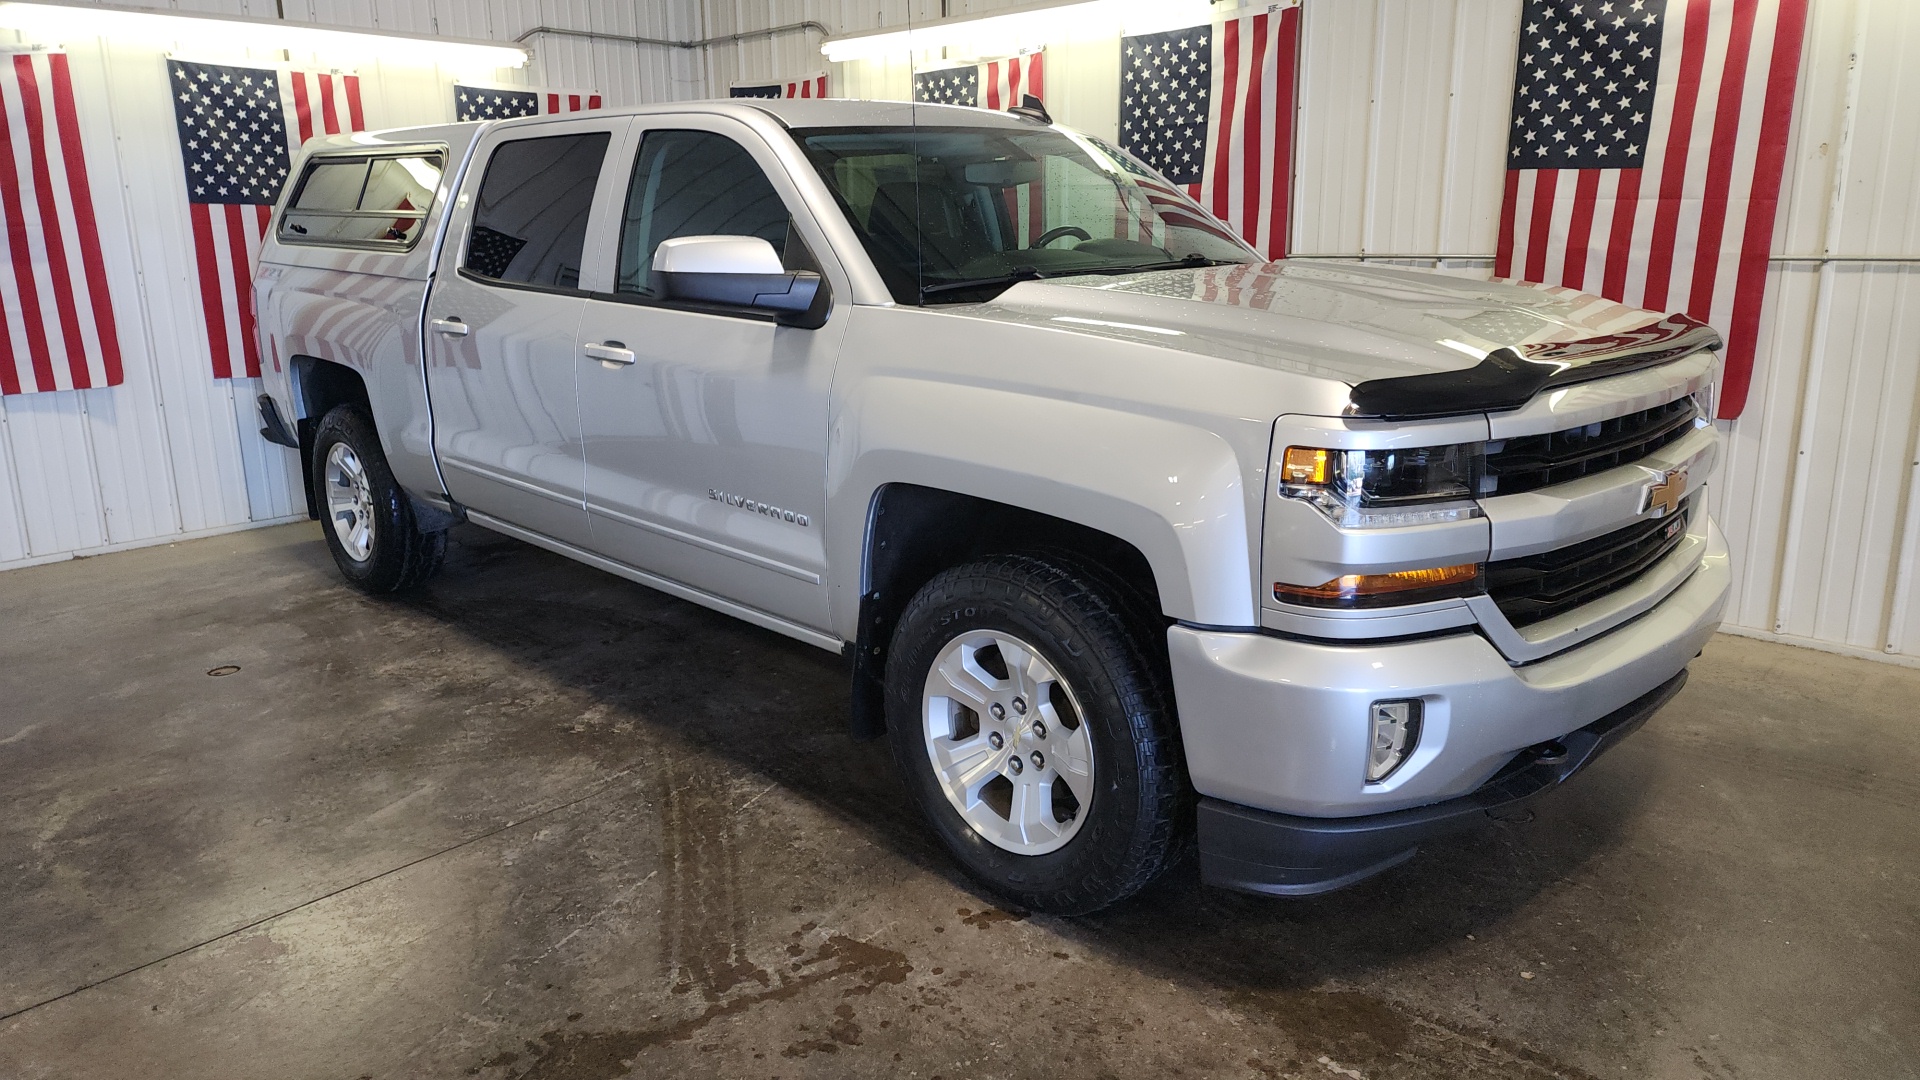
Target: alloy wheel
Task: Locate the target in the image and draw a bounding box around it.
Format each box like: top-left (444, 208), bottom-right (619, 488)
top-left (921, 629), bottom-right (1095, 856)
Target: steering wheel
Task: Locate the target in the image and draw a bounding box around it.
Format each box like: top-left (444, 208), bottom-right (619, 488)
top-left (1029, 225), bottom-right (1092, 250)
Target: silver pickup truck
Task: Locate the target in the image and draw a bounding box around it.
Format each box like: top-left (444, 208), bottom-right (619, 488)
top-left (253, 99), bottom-right (1729, 915)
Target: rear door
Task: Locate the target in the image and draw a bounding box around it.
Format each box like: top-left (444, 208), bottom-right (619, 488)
top-left (425, 117), bottom-right (631, 545)
top-left (572, 117), bottom-right (849, 632)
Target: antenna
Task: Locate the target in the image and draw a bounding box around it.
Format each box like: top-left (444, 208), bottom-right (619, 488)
top-left (1008, 94), bottom-right (1052, 125)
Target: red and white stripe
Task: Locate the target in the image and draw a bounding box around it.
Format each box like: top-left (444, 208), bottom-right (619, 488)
top-left (542, 88), bottom-right (602, 113)
top-left (982, 53), bottom-right (1046, 244)
top-left (980, 52), bottom-right (1042, 112)
top-left (1494, 0), bottom-right (1810, 418)
top-left (1187, 6), bottom-right (1299, 261)
top-left (0, 50), bottom-right (121, 395)
top-left (730, 75), bottom-right (829, 100)
top-left (193, 68), bottom-right (362, 381)
top-left (786, 74), bottom-right (829, 99)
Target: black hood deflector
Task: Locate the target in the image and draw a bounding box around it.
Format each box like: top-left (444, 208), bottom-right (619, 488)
top-left (1348, 313), bottom-right (1723, 420)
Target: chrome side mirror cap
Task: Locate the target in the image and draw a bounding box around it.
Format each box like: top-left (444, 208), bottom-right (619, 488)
top-left (651, 235), bottom-right (825, 326)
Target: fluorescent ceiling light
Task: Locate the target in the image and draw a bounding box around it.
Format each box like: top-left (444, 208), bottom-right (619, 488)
top-left (0, 1), bottom-right (529, 71)
top-left (822, 0), bottom-right (1218, 64)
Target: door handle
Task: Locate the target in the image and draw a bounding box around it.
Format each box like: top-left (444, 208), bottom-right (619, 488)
top-left (430, 318), bottom-right (469, 337)
top-left (584, 340), bottom-right (636, 366)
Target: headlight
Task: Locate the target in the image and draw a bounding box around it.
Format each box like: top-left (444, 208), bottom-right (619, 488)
top-left (1279, 444), bottom-right (1485, 528)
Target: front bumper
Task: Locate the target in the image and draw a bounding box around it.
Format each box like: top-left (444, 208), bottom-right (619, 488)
top-left (1196, 671), bottom-right (1683, 895)
top-left (1167, 516), bottom-right (1729, 892)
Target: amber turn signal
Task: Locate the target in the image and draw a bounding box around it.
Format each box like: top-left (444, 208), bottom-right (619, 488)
top-left (1281, 446), bottom-right (1331, 485)
top-left (1275, 563), bottom-right (1483, 608)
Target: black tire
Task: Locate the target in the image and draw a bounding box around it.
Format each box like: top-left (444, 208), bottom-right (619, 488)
top-left (310, 405), bottom-right (446, 593)
top-left (885, 553), bottom-right (1188, 916)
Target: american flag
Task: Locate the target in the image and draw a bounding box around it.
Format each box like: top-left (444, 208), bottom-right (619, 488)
top-left (1494, 0), bottom-right (1810, 419)
top-left (0, 50), bottom-right (122, 396)
top-left (454, 83), bottom-right (602, 121)
top-left (1086, 133), bottom-right (1245, 251)
top-left (1119, 4), bottom-right (1300, 260)
top-left (730, 74), bottom-right (829, 100)
top-left (169, 60), bottom-right (363, 380)
top-left (912, 52), bottom-right (1044, 111)
top-left (914, 55), bottom-right (1047, 242)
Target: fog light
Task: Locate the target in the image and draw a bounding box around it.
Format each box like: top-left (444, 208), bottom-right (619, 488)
top-left (1367, 699), bottom-right (1422, 783)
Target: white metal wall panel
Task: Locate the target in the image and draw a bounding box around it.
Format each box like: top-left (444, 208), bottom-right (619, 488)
top-left (744, 0), bottom-right (1920, 664)
top-left (0, 5), bottom-right (541, 571)
top-left (1720, 0), bottom-right (1920, 660)
top-left (9, 0), bottom-right (1920, 676)
top-left (1290, 0), bottom-right (1517, 259)
top-left (1292, 0), bottom-right (1376, 256)
top-left (0, 421), bottom-right (26, 563)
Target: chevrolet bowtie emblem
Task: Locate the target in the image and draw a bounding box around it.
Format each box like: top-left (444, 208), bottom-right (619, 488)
top-left (1642, 465), bottom-right (1689, 517)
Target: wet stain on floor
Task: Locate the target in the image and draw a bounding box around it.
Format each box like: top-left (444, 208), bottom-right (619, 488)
top-left (501, 930), bottom-right (911, 1080)
top-left (2, 524), bottom-right (1916, 1079)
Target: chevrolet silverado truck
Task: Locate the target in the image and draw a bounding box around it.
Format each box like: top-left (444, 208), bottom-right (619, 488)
top-left (252, 99), bottom-right (1729, 915)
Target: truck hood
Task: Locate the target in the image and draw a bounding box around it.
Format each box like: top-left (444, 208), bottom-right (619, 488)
top-left (974, 260), bottom-right (1672, 387)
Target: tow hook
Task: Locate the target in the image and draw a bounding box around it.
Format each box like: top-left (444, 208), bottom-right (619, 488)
top-left (1529, 740), bottom-right (1570, 766)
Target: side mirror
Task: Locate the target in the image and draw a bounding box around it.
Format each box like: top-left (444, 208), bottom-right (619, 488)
top-left (652, 235), bottom-right (826, 326)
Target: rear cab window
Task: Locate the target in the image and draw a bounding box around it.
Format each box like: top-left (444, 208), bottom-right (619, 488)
top-left (461, 131), bottom-right (612, 291)
top-left (279, 151), bottom-right (444, 249)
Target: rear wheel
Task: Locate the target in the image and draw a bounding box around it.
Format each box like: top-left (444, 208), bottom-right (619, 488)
top-left (885, 554), bottom-right (1186, 915)
top-left (310, 405), bottom-right (445, 593)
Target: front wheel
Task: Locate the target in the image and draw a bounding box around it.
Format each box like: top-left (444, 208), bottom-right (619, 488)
top-left (885, 554), bottom-right (1187, 915)
top-left (310, 405), bottom-right (446, 593)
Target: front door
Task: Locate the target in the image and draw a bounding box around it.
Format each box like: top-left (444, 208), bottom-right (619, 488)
top-left (425, 118), bottom-right (629, 547)
top-left (574, 119), bottom-right (848, 632)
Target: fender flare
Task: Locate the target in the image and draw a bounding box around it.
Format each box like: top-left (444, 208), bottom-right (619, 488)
top-left (825, 376), bottom-right (1261, 642)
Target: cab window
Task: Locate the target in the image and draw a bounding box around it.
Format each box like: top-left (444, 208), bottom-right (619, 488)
top-left (616, 130), bottom-right (793, 297)
top-left (464, 131), bottom-right (611, 290)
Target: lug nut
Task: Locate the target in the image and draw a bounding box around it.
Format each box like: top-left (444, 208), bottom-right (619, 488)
top-left (1008, 756), bottom-right (1024, 775)
top-left (1031, 720), bottom-right (1047, 739)
top-left (987, 731), bottom-right (1005, 750)
top-left (1012, 696), bottom-right (1027, 715)
top-left (990, 702), bottom-right (1006, 720)
top-left (1030, 752), bottom-right (1045, 770)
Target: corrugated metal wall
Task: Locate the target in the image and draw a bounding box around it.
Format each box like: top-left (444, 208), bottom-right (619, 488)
top-left (1277, 0), bottom-right (1920, 665)
top-left (0, 0), bottom-right (703, 572)
top-left (800, 0), bottom-right (1920, 665)
top-left (6, 0), bottom-right (1919, 669)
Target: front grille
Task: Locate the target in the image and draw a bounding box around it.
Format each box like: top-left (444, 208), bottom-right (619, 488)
top-left (1487, 501), bottom-right (1693, 627)
top-left (1484, 397), bottom-right (1698, 496)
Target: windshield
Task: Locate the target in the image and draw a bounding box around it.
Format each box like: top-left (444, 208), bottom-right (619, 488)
top-left (791, 125), bottom-right (1260, 305)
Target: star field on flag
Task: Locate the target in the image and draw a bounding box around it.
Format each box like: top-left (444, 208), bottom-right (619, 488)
top-left (1119, 26), bottom-right (1212, 186)
top-left (1507, 0), bottom-right (1664, 170)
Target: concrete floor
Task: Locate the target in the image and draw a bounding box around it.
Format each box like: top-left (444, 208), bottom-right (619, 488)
top-left (0, 523), bottom-right (1914, 1080)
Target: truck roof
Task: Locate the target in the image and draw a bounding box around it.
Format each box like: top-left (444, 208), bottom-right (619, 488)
top-left (298, 98), bottom-right (1039, 155)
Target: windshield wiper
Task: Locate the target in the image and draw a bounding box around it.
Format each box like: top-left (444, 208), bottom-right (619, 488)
top-left (919, 266), bottom-right (1050, 298)
top-left (1090, 254), bottom-right (1242, 275)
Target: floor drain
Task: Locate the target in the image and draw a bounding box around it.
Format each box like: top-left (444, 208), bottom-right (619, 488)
top-left (207, 665), bottom-right (240, 677)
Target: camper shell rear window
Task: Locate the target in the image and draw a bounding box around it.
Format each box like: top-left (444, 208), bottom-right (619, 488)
top-left (279, 151), bottom-right (445, 251)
